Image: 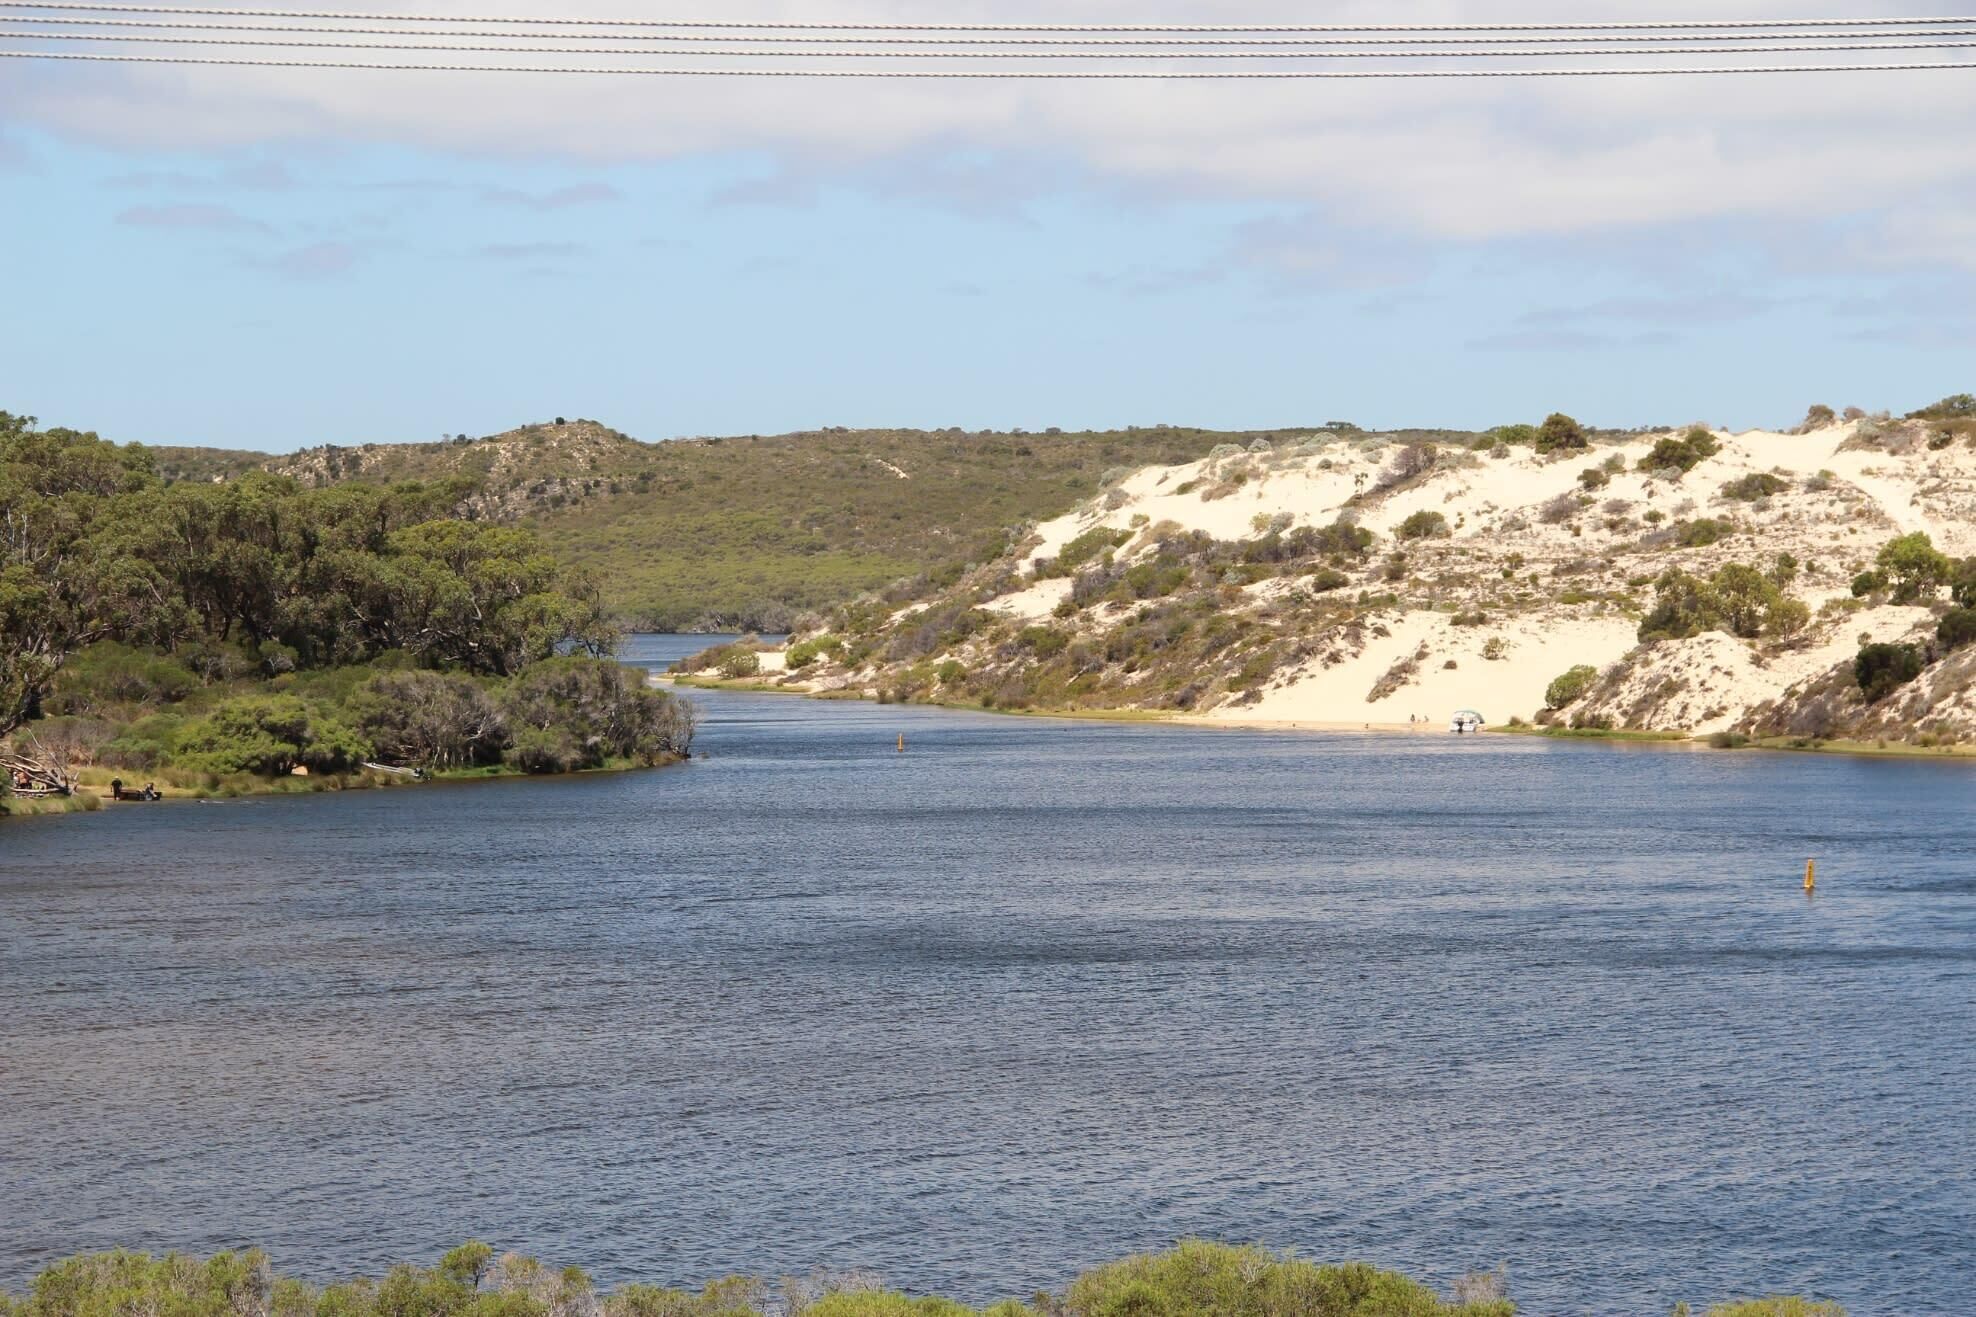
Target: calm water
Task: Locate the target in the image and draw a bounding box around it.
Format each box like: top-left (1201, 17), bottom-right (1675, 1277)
top-left (3, 634), bottom-right (1973, 1314)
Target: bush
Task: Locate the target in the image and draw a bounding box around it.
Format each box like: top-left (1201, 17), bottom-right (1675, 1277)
top-left (1708, 730), bottom-right (1751, 749)
top-left (1854, 642), bottom-right (1924, 703)
top-left (1937, 607), bottom-right (1976, 652)
top-left (1395, 510), bottom-right (1450, 541)
top-left (1675, 518), bottom-right (1730, 548)
top-left (718, 648), bottom-right (761, 679)
top-left (785, 634), bottom-right (843, 670)
top-left (1306, 567), bottom-right (1349, 593)
top-left (501, 658), bottom-right (696, 769)
top-left (1062, 1240), bottom-right (1512, 1317)
top-left (351, 670), bottom-right (508, 771)
top-left (1640, 429), bottom-right (1720, 474)
top-left (1489, 422), bottom-right (1538, 446)
top-left (46, 642), bottom-right (199, 716)
top-left (1545, 664), bottom-right (1599, 709)
top-left (1017, 626), bottom-right (1068, 658)
top-left (1538, 493), bottom-right (1579, 525)
top-left (1720, 472), bottom-right (1787, 502)
top-left (1851, 570), bottom-right (1887, 598)
top-left (1799, 403), bottom-right (1837, 431)
top-left (173, 695), bottom-right (369, 776)
top-left (1906, 392), bottom-right (1976, 421)
top-left (1577, 465), bottom-right (1610, 490)
top-left (1534, 412), bottom-right (1587, 453)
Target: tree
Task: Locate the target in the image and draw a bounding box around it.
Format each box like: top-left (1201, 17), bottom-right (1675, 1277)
top-left (1534, 413), bottom-right (1588, 454)
top-left (1874, 532), bottom-right (1952, 604)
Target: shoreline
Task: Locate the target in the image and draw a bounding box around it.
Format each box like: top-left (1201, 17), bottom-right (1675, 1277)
top-left (0, 757), bottom-right (686, 821)
top-left (661, 672), bottom-right (1976, 761)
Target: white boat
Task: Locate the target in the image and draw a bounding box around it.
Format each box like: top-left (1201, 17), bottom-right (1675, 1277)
top-left (1449, 709), bottom-right (1485, 734)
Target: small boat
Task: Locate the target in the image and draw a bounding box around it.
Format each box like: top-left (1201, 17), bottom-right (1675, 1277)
top-left (1449, 709), bottom-right (1485, 734)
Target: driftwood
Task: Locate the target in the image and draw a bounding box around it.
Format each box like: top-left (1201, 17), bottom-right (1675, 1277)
top-left (2, 751), bottom-right (74, 797)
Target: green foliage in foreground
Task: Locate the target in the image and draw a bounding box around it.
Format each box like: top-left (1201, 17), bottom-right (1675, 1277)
top-left (0, 1242), bottom-right (1847, 1317)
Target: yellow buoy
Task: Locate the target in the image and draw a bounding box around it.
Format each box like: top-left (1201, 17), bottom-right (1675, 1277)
top-left (898, 733), bottom-right (906, 753)
top-left (1804, 858), bottom-right (1816, 893)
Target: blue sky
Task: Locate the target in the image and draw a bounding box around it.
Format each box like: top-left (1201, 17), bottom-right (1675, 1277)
top-left (4, 3), bottom-right (1974, 451)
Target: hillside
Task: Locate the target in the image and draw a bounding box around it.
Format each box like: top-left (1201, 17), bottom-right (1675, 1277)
top-left (711, 401), bottom-right (1976, 747)
top-left (151, 420), bottom-right (1365, 629)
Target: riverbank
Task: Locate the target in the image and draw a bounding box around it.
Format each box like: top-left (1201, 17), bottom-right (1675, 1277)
top-left (660, 671), bottom-right (1976, 761)
top-left (0, 755), bottom-right (688, 820)
top-left (0, 1240), bottom-right (1842, 1317)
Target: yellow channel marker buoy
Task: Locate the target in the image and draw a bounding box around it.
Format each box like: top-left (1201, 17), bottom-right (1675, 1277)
top-left (898, 732), bottom-right (906, 753)
top-left (1804, 858), bottom-right (1816, 894)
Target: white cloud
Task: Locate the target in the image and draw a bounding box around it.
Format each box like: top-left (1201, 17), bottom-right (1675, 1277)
top-left (7, 0), bottom-right (1976, 244)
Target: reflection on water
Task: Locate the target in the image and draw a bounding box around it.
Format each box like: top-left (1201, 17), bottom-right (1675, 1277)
top-left (2, 637), bottom-right (1973, 1315)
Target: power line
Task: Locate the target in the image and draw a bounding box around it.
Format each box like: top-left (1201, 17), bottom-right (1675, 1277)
top-left (6, 48), bottom-right (1975, 75)
top-left (11, 13), bottom-right (1976, 46)
top-left (13, 28), bottom-right (1976, 59)
top-left (3, 2), bottom-right (1975, 34)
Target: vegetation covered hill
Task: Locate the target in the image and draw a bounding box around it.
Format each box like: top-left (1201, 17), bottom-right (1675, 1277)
top-left (0, 412), bottom-right (693, 814)
top-left (156, 420), bottom-right (1477, 630)
top-left (702, 398), bottom-right (1976, 749)
top-left (0, 1240), bottom-right (1843, 1316)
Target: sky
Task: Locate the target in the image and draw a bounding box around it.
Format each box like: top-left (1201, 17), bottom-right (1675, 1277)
top-left (3, 1), bottom-right (1975, 452)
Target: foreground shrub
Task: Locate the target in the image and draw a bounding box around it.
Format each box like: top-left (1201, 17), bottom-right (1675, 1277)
top-left (1854, 643), bottom-right (1924, 703)
top-left (1938, 607), bottom-right (1976, 652)
top-left (1062, 1240), bottom-right (1511, 1317)
top-left (0, 1243), bottom-right (1846, 1317)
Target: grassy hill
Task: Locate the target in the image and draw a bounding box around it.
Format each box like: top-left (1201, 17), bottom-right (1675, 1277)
top-left (155, 420), bottom-right (1402, 629)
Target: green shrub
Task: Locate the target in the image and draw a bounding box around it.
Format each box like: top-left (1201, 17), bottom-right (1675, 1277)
top-left (1640, 428), bottom-right (1720, 474)
top-left (1545, 664), bottom-right (1599, 709)
top-left (47, 642), bottom-right (199, 716)
top-left (1720, 472), bottom-right (1787, 502)
top-left (1875, 531), bottom-right (1952, 603)
top-left (1577, 465), bottom-right (1610, 490)
top-left (1017, 626), bottom-right (1068, 658)
top-left (1851, 570), bottom-right (1886, 598)
top-left (1675, 518), bottom-right (1730, 548)
top-left (1708, 730), bottom-right (1750, 749)
top-left (173, 695), bottom-right (369, 776)
top-left (1905, 392), bottom-right (1976, 421)
top-left (351, 670), bottom-right (508, 771)
top-left (1306, 568), bottom-right (1349, 593)
top-left (1854, 642), bottom-right (1924, 703)
top-left (1063, 1240), bottom-right (1511, 1317)
top-left (1489, 422), bottom-right (1538, 446)
top-left (785, 635), bottom-right (843, 670)
top-left (501, 658), bottom-right (695, 769)
top-left (1395, 510), bottom-right (1450, 541)
top-left (1534, 412), bottom-right (1587, 454)
top-left (1937, 607), bottom-right (1976, 651)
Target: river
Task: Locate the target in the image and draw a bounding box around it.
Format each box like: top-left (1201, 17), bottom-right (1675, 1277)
top-left (2, 635), bottom-right (1972, 1314)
